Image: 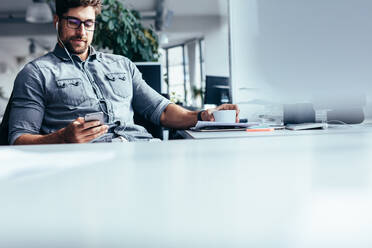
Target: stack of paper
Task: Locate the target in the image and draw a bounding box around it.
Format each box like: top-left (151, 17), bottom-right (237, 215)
top-left (190, 121), bottom-right (259, 131)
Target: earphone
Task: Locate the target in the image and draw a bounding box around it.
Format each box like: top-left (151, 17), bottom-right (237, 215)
top-left (55, 20), bottom-right (113, 119)
top-left (55, 20), bottom-right (76, 67)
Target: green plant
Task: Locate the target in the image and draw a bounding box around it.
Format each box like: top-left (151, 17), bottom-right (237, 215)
top-left (191, 86), bottom-right (204, 106)
top-left (93, 0), bottom-right (159, 62)
top-left (192, 86), bottom-right (204, 98)
top-left (169, 92), bottom-right (183, 105)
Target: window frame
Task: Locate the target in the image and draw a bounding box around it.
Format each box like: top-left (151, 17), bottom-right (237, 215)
top-left (163, 38), bottom-right (205, 104)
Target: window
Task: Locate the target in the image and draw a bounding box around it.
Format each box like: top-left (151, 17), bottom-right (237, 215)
top-left (167, 46), bottom-right (186, 103)
top-left (163, 39), bottom-right (205, 106)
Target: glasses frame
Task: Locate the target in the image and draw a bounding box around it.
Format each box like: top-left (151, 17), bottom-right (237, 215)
top-left (60, 16), bottom-right (96, 31)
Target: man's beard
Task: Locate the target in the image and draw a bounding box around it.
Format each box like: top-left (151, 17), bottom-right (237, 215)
top-left (64, 36), bottom-right (88, 55)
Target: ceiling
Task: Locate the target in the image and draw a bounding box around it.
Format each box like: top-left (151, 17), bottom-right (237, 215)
top-left (0, 0), bottom-right (227, 16)
top-left (0, 0), bottom-right (228, 57)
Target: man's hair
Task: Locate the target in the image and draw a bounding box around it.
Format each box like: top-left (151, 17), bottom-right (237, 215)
top-left (55, 0), bottom-right (102, 17)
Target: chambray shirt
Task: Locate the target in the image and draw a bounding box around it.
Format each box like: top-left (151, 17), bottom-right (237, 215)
top-left (8, 44), bottom-right (171, 144)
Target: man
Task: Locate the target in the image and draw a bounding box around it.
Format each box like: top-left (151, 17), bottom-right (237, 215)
top-left (8, 0), bottom-right (239, 145)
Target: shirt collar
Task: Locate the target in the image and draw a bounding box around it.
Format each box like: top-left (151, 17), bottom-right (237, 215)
top-left (89, 46), bottom-right (102, 62)
top-left (53, 43), bottom-right (101, 62)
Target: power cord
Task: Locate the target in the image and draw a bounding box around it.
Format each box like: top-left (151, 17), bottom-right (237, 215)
top-left (326, 120), bottom-right (353, 128)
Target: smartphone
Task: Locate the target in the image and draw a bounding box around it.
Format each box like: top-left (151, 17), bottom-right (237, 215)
top-left (84, 111), bottom-right (104, 125)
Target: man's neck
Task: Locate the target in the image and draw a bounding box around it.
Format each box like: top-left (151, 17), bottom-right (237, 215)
top-left (76, 46), bottom-right (90, 61)
top-left (78, 50), bottom-right (89, 61)
top-left (57, 42), bottom-right (90, 62)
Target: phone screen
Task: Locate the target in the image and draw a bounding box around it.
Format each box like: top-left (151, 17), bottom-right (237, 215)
top-left (84, 112), bottom-right (104, 124)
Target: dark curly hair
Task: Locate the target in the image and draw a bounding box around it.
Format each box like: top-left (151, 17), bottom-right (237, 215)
top-left (55, 0), bottom-right (102, 17)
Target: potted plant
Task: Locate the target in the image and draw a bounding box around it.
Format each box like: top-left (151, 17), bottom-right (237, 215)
top-left (192, 86), bottom-right (204, 104)
top-left (93, 0), bottom-right (159, 62)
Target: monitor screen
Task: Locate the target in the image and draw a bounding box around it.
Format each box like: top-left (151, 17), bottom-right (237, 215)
top-left (204, 76), bottom-right (231, 105)
top-left (133, 62), bottom-right (165, 139)
top-left (135, 62), bottom-right (163, 94)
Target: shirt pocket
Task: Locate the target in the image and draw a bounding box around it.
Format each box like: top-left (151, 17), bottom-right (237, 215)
top-left (55, 78), bottom-right (87, 106)
top-left (105, 72), bottom-right (131, 98)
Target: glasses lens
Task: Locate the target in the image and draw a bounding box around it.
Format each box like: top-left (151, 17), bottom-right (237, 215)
top-left (64, 17), bottom-right (95, 31)
top-left (67, 18), bottom-right (81, 29)
top-left (84, 20), bottom-right (95, 30)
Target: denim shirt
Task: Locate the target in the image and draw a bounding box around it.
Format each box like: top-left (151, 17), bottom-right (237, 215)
top-left (8, 44), bottom-right (171, 144)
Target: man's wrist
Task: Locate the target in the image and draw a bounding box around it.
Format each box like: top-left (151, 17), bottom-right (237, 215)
top-left (197, 110), bottom-right (204, 121)
top-left (56, 128), bottom-right (67, 144)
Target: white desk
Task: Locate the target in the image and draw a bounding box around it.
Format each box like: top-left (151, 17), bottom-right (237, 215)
top-left (1, 131), bottom-right (372, 247)
top-left (180, 123), bottom-right (372, 139)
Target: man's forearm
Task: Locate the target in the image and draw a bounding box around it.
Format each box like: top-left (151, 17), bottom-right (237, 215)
top-left (160, 103), bottom-right (240, 129)
top-left (13, 118), bottom-right (108, 145)
top-left (13, 129), bottom-right (66, 145)
top-left (160, 104), bottom-right (198, 129)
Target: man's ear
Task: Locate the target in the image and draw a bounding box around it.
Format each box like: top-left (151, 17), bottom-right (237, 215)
top-left (53, 15), bottom-right (59, 30)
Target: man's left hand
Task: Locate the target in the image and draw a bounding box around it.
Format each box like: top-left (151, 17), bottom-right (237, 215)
top-left (201, 104), bottom-right (240, 123)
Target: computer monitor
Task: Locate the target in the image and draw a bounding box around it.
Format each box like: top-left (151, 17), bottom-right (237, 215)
top-left (204, 76), bottom-right (231, 105)
top-left (135, 62), bottom-right (163, 94)
top-left (134, 62), bottom-right (165, 139)
top-left (229, 0), bottom-right (372, 123)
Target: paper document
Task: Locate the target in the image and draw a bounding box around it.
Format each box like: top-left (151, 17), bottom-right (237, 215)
top-left (191, 121), bottom-right (259, 131)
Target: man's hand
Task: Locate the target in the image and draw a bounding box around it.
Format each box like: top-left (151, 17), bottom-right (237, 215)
top-left (13, 117), bottom-right (109, 145)
top-left (59, 117), bottom-right (108, 143)
top-left (201, 104), bottom-right (240, 123)
top-left (160, 103), bottom-right (240, 130)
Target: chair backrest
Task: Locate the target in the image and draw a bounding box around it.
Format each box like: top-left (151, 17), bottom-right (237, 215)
top-left (133, 93), bottom-right (170, 140)
top-left (133, 111), bottom-right (163, 139)
top-left (0, 94), bottom-right (12, 145)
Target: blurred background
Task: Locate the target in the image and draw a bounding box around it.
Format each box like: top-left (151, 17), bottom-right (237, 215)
top-left (3, 0), bottom-right (370, 125)
top-left (0, 0), bottom-right (230, 119)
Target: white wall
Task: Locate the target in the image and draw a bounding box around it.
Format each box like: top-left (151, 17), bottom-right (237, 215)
top-left (204, 16), bottom-right (229, 77)
top-left (229, 0), bottom-right (372, 120)
top-left (166, 14), bottom-right (230, 78)
top-left (0, 61), bottom-right (16, 117)
top-left (0, 36), bottom-right (55, 116)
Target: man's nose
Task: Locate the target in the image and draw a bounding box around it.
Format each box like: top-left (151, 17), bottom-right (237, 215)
top-left (76, 23), bottom-right (87, 35)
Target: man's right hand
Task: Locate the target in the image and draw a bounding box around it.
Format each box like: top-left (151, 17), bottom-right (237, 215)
top-left (13, 117), bottom-right (109, 145)
top-left (59, 117), bottom-right (108, 143)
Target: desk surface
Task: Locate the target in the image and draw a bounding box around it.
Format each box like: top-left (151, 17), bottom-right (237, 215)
top-left (1, 131), bottom-right (372, 247)
top-left (180, 123), bottom-right (372, 139)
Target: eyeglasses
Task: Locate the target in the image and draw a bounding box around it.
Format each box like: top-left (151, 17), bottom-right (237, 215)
top-left (60, 16), bottom-right (96, 31)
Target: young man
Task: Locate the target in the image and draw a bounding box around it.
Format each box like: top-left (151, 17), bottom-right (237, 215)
top-left (8, 0), bottom-right (239, 145)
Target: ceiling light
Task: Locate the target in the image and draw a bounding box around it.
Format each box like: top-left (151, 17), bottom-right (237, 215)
top-left (159, 32), bottom-right (169, 45)
top-left (26, 0), bottom-right (53, 24)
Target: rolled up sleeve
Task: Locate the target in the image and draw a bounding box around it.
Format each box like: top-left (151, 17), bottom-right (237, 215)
top-left (8, 63), bottom-right (45, 145)
top-left (129, 61), bottom-right (170, 125)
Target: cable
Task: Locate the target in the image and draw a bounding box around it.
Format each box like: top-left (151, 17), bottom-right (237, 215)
top-left (326, 120), bottom-right (353, 128)
top-left (56, 21), bottom-right (76, 67)
top-left (326, 120), bottom-right (347, 125)
top-left (56, 21), bottom-right (119, 125)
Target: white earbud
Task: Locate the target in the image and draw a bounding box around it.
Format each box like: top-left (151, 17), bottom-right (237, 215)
top-left (55, 20), bottom-right (76, 67)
